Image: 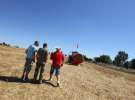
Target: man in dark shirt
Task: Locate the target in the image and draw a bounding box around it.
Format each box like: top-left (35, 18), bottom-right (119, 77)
top-left (33, 43), bottom-right (48, 84)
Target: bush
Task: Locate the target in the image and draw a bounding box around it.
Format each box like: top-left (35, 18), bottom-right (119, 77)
top-left (94, 57), bottom-right (101, 63)
top-left (94, 55), bottom-right (112, 64)
top-left (130, 59), bottom-right (135, 69)
top-left (113, 51), bottom-right (128, 66)
top-left (84, 55), bottom-right (93, 62)
top-left (123, 61), bottom-right (130, 69)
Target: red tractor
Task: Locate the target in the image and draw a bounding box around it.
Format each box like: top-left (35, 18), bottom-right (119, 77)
top-left (68, 51), bottom-right (84, 65)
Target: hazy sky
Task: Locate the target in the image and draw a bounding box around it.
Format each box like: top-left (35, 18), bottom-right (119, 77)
top-left (0, 0), bottom-right (134, 60)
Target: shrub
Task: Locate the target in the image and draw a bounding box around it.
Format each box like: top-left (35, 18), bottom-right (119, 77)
top-left (94, 57), bottom-right (101, 63)
top-left (123, 61), bottom-right (130, 69)
top-left (130, 59), bottom-right (135, 69)
top-left (84, 55), bottom-right (93, 62)
top-left (113, 51), bottom-right (128, 66)
top-left (94, 55), bottom-right (112, 64)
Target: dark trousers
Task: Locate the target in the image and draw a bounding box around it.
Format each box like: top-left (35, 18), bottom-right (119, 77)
top-left (24, 59), bottom-right (33, 72)
top-left (34, 62), bottom-right (45, 81)
top-left (22, 59), bottom-right (33, 79)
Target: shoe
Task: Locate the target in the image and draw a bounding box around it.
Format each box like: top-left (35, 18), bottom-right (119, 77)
top-left (22, 76), bottom-right (29, 82)
top-left (22, 75), bottom-right (26, 81)
top-left (48, 78), bottom-right (52, 81)
top-left (25, 77), bottom-right (29, 81)
top-left (39, 80), bottom-right (43, 84)
top-left (22, 78), bottom-right (26, 81)
top-left (32, 79), bottom-right (37, 83)
top-left (57, 82), bottom-right (60, 87)
top-left (22, 75), bottom-right (24, 79)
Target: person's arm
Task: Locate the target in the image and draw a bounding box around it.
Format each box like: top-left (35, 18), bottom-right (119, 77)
top-left (25, 46), bottom-right (30, 54)
top-left (50, 52), bottom-right (53, 60)
top-left (32, 51), bottom-right (37, 63)
top-left (25, 49), bottom-right (28, 54)
top-left (33, 48), bottom-right (38, 63)
top-left (25, 45), bottom-right (31, 54)
top-left (36, 49), bottom-right (40, 62)
top-left (61, 53), bottom-right (65, 67)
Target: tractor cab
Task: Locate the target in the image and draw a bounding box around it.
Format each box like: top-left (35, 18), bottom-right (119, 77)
top-left (69, 51), bottom-right (84, 65)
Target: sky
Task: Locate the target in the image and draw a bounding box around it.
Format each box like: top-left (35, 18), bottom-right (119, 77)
top-left (0, 0), bottom-right (135, 60)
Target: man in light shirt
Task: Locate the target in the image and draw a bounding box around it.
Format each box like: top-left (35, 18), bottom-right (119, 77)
top-left (22, 41), bottom-right (39, 81)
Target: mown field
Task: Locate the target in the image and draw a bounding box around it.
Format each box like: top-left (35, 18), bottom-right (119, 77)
top-left (0, 46), bottom-right (135, 100)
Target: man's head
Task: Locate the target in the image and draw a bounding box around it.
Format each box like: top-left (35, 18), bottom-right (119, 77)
top-left (56, 47), bottom-right (61, 52)
top-left (34, 41), bottom-right (39, 47)
top-left (43, 43), bottom-right (48, 48)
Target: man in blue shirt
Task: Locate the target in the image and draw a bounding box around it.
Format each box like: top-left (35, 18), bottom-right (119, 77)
top-left (22, 41), bottom-right (39, 81)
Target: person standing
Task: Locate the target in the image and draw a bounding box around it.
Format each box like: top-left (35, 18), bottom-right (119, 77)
top-left (49, 47), bottom-right (64, 87)
top-left (33, 43), bottom-right (48, 84)
top-left (22, 41), bottom-right (39, 81)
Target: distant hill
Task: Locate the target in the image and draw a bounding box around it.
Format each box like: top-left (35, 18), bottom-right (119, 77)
top-left (0, 42), bottom-right (20, 48)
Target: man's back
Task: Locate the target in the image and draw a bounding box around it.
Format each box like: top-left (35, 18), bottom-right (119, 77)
top-left (26, 45), bottom-right (37, 59)
top-left (37, 48), bottom-right (48, 63)
top-left (51, 51), bottom-right (64, 67)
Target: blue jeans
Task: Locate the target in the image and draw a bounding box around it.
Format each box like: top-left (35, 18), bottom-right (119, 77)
top-left (50, 67), bottom-right (60, 76)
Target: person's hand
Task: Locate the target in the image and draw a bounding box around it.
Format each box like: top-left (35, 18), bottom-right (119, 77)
top-left (32, 59), bottom-right (35, 62)
top-left (25, 49), bottom-right (28, 54)
top-left (61, 63), bottom-right (64, 67)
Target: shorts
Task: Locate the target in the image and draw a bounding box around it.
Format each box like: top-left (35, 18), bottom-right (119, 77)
top-left (50, 67), bottom-right (60, 76)
top-left (24, 58), bottom-right (33, 72)
top-left (24, 65), bottom-right (32, 72)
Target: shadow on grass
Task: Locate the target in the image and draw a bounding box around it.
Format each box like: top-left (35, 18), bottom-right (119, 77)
top-left (43, 80), bottom-right (58, 87)
top-left (0, 76), bottom-right (57, 87)
top-left (0, 76), bottom-right (25, 83)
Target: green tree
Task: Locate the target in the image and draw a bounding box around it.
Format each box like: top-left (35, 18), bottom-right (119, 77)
top-left (94, 57), bottom-right (101, 63)
top-left (130, 59), bottom-right (135, 69)
top-left (113, 51), bottom-right (128, 66)
top-left (84, 55), bottom-right (93, 62)
top-left (123, 61), bottom-right (130, 69)
top-left (94, 55), bottom-right (112, 64)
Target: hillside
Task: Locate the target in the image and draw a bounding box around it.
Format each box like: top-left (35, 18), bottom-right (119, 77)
top-left (0, 46), bottom-right (135, 100)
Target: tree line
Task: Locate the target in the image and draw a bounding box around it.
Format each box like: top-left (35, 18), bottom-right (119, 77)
top-left (0, 42), bottom-right (20, 48)
top-left (84, 51), bottom-right (135, 69)
top-left (0, 42), bottom-right (10, 47)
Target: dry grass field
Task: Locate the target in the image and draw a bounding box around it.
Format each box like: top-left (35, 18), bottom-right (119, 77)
top-left (0, 46), bottom-right (135, 100)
